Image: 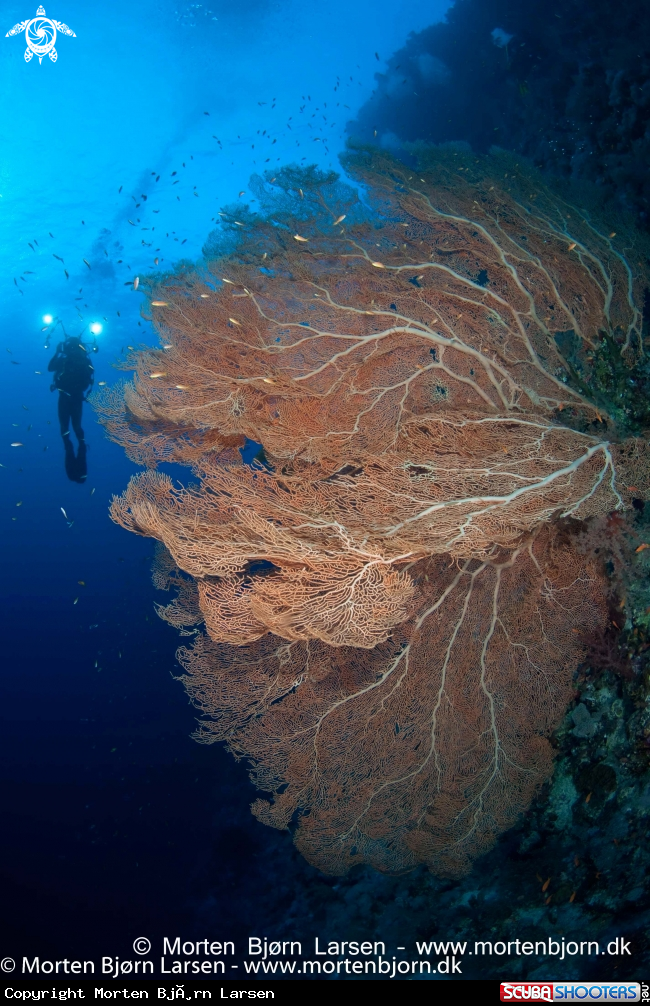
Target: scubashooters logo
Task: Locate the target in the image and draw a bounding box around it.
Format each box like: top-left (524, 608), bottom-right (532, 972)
top-left (5, 5), bottom-right (76, 64)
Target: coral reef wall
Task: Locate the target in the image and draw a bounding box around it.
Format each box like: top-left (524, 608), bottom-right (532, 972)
top-left (348, 0), bottom-right (650, 227)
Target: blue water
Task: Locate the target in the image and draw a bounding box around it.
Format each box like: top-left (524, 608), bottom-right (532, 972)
top-left (0, 0), bottom-right (452, 966)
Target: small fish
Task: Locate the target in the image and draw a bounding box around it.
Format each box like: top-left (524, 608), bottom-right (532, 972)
top-left (154, 257), bottom-right (159, 265)
top-left (163, 344), bottom-right (173, 349)
top-left (98, 381), bottom-right (107, 386)
top-left (262, 378), bottom-right (274, 384)
top-left (28, 242), bottom-right (34, 251)
top-left (133, 277), bottom-right (140, 290)
top-left (90, 488), bottom-right (95, 496)
top-left (228, 318), bottom-right (241, 326)
top-left (118, 185), bottom-right (123, 193)
top-left (53, 254), bottom-right (64, 262)
top-left (149, 372), bottom-right (167, 378)
top-left (64, 270), bottom-right (69, 279)
top-left (16, 501), bottom-right (22, 506)
top-left (239, 190), bottom-right (245, 197)
top-left (293, 234), bottom-right (308, 242)
top-left (635, 543), bottom-right (649, 553)
top-left (609, 232), bottom-right (616, 239)
top-left (222, 277), bottom-right (235, 285)
top-left (83, 258), bottom-right (91, 269)
top-left (371, 261), bottom-right (385, 268)
top-left (567, 242), bottom-right (577, 251)
top-left (151, 301), bottom-right (168, 307)
top-left (333, 214), bottom-right (346, 225)
top-left (175, 384), bottom-right (188, 389)
top-left (61, 507), bottom-right (68, 519)
top-left (628, 486), bottom-right (639, 492)
top-left (78, 580), bottom-right (85, 586)
top-left (541, 877), bottom-right (551, 892)
top-left (200, 294), bottom-right (210, 299)
top-left (73, 597), bottom-right (78, 605)
top-left (10, 442), bottom-right (23, 447)
top-left (34, 370), bottom-right (42, 374)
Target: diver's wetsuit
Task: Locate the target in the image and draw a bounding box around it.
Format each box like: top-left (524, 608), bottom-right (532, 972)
top-left (48, 340), bottom-right (94, 483)
top-left (57, 388), bottom-right (85, 440)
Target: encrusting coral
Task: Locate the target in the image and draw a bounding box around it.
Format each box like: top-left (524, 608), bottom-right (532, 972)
top-left (95, 147), bottom-right (650, 876)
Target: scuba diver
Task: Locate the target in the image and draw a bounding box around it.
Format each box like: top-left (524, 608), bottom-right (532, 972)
top-left (48, 337), bottom-right (95, 483)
